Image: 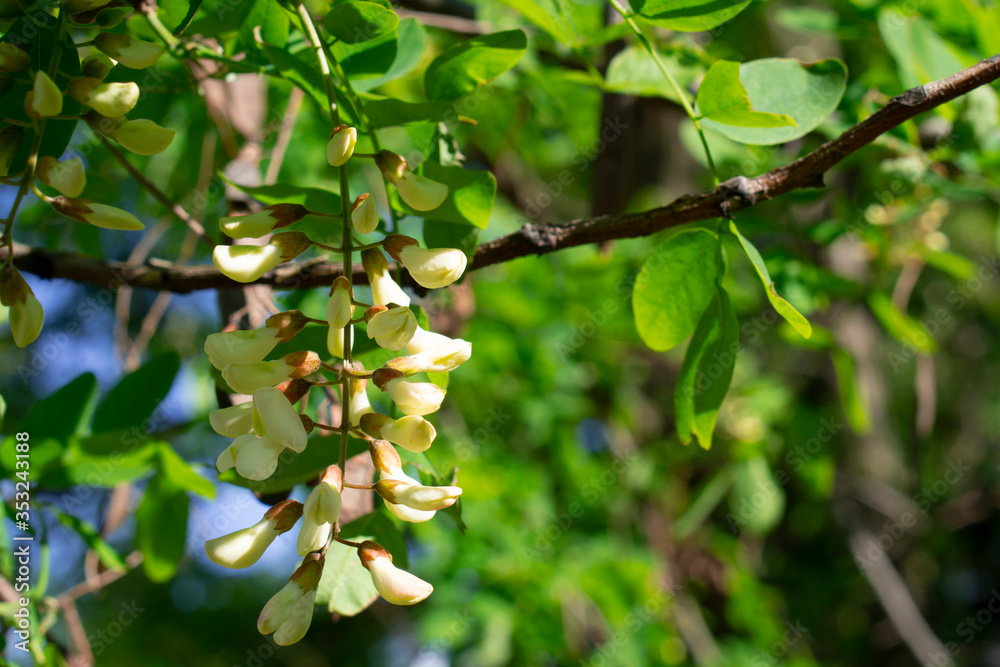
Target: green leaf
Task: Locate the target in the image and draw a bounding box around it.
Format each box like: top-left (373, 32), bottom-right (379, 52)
top-left (674, 287), bottom-right (739, 449)
top-left (604, 46), bottom-right (700, 104)
top-left (632, 0), bottom-right (754, 32)
top-left (700, 58), bottom-right (847, 145)
top-left (315, 511), bottom-right (408, 615)
top-left (351, 18), bottom-right (428, 92)
top-left (262, 44), bottom-right (329, 107)
top-left (728, 456), bottom-right (785, 535)
top-left (363, 99), bottom-right (454, 127)
top-left (236, 0), bottom-right (289, 53)
top-left (696, 60), bottom-right (796, 129)
top-left (335, 26), bottom-right (398, 78)
top-left (729, 221), bottom-right (811, 338)
top-left (831, 349), bottom-right (870, 434)
top-left (9, 373), bottom-right (98, 442)
top-left (52, 510), bottom-right (127, 571)
top-left (424, 30), bottom-right (527, 101)
top-left (632, 228), bottom-right (720, 351)
top-left (218, 434), bottom-right (368, 493)
top-left (323, 2), bottom-right (398, 43)
top-left (424, 221), bottom-right (480, 260)
top-left (495, 0), bottom-right (572, 43)
top-left (867, 292), bottom-right (937, 354)
top-left (39, 435), bottom-right (159, 487)
top-left (156, 443), bottom-right (215, 498)
top-left (136, 476), bottom-right (190, 582)
top-left (392, 162), bottom-right (495, 229)
top-left (92, 352), bottom-right (181, 435)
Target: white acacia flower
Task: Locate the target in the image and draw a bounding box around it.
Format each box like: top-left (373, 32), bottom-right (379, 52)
top-left (234, 435), bottom-right (286, 480)
top-left (377, 477), bottom-right (462, 511)
top-left (374, 372), bottom-right (446, 416)
top-left (0, 267), bottom-right (44, 348)
top-left (252, 386), bottom-right (307, 453)
top-left (222, 351), bottom-right (319, 395)
top-left (375, 150), bottom-right (448, 211)
top-left (204, 500), bottom-right (302, 569)
top-left (386, 339), bottom-right (472, 375)
top-left (94, 33), bottom-right (164, 69)
top-left (358, 541), bottom-right (433, 605)
top-left (68, 78), bottom-right (139, 117)
top-left (360, 413), bottom-right (436, 453)
top-left (30, 71), bottom-right (62, 118)
top-left (384, 235), bottom-right (467, 289)
top-left (366, 306), bottom-right (416, 351)
top-left (258, 554), bottom-right (323, 645)
top-left (37, 157), bottom-right (85, 198)
top-left (112, 119), bottom-right (175, 156)
top-left (348, 374), bottom-right (374, 426)
top-left (220, 204), bottom-right (308, 239)
top-left (210, 402), bottom-right (254, 439)
top-left (405, 326), bottom-right (455, 354)
top-left (51, 197), bottom-right (144, 230)
top-left (362, 248), bottom-right (410, 307)
top-left (213, 244), bottom-right (283, 283)
top-left (296, 467), bottom-right (342, 556)
top-left (326, 276), bottom-right (354, 329)
top-left (205, 328), bottom-right (281, 370)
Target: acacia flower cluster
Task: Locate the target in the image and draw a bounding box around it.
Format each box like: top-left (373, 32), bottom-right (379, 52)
top-left (1, 17), bottom-right (174, 348)
top-left (205, 134), bottom-right (468, 642)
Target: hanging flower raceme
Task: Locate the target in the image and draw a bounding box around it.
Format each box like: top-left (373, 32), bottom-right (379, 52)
top-left (296, 466), bottom-right (343, 556)
top-left (362, 247), bottom-right (410, 307)
top-left (204, 499), bottom-right (303, 569)
top-left (0, 266), bottom-right (44, 348)
top-left (93, 33), bottom-right (164, 69)
top-left (358, 541), bottom-right (433, 605)
top-left (258, 553), bottom-right (323, 645)
top-left (383, 234), bottom-right (468, 289)
top-left (51, 196), bottom-right (144, 230)
top-left (375, 150), bottom-right (448, 212)
top-left (327, 125), bottom-right (357, 166)
top-left (213, 232), bottom-right (311, 283)
top-left (220, 204), bottom-right (309, 239)
top-left (37, 156), bottom-right (86, 198)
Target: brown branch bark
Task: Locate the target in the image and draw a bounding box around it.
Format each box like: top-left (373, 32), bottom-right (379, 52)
top-left (4, 54), bottom-right (1000, 293)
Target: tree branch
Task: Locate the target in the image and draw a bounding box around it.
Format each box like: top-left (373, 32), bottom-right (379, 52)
top-left (4, 54), bottom-right (999, 293)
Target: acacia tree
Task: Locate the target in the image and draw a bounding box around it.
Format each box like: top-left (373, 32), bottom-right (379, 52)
top-left (1, 0), bottom-right (1000, 664)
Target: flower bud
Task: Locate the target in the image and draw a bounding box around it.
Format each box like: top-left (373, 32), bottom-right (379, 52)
top-left (360, 413), bottom-right (436, 453)
top-left (365, 305), bottom-right (416, 351)
top-left (326, 124), bottom-right (357, 166)
top-left (37, 156), bottom-right (86, 198)
top-left (67, 78), bottom-right (139, 117)
top-left (51, 196), bottom-right (144, 230)
top-left (0, 126), bottom-right (23, 178)
top-left (0, 44), bottom-right (29, 73)
top-left (252, 386), bottom-right (308, 453)
top-left (29, 71), bottom-right (63, 118)
top-left (326, 276), bottom-right (353, 330)
top-left (358, 541), bottom-right (433, 605)
top-left (94, 33), bottom-right (164, 69)
top-left (376, 374), bottom-right (446, 416)
top-left (204, 500), bottom-right (303, 569)
top-left (296, 466), bottom-right (342, 555)
top-left (0, 266), bottom-right (43, 348)
top-left (111, 118), bottom-right (175, 155)
top-left (258, 553), bottom-right (323, 645)
top-left (326, 323), bottom-right (351, 358)
top-left (81, 54), bottom-right (114, 79)
top-left (376, 477), bottom-right (462, 511)
top-left (384, 235), bottom-right (467, 289)
top-left (220, 204), bottom-right (309, 239)
top-left (362, 247), bottom-right (410, 307)
top-left (348, 371), bottom-right (374, 426)
top-left (265, 310), bottom-right (310, 342)
top-left (351, 193), bottom-right (379, 234)
top-left (368, 438), bottom-right (402, 475)
top-left (209, 401), bottom-right (253, 438)
top-left (276, 377), bottom-right (313, 404)
top-left (234, 435), bottom-right (286, 480)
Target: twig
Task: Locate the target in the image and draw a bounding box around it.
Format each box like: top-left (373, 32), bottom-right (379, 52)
top-left (96, 134), bottom-right (216, 248)
top-left (5, 55), bottom-right (1000, 292)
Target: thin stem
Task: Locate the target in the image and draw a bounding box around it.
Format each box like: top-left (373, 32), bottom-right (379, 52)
top-left (143, 9), bottom-right (179, 50)
top-left (312, 422), bottom-right (344, 433)
top-left (343, 482), bottom-right (375, 490)
top-left (607, 0), bottom-right (718, 185)
top-left (332, 535), bottom-right (362, 548)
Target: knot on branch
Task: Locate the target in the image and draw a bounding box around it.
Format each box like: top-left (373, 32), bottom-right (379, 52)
top-left (894, 86), bottom-right (930, 108)
top-left (520, 222), bottom-right (562, 252)
top-left (717, 176), bottom-right (760, 217)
